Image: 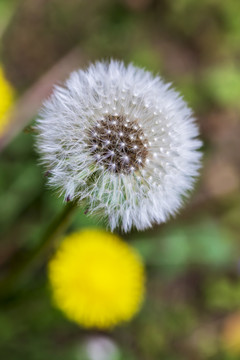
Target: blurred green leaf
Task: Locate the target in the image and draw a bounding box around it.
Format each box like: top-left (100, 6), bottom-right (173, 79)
top-left (202, 65), bottom-right (240, 107)
top-left (205, 278), bottom-right (240, 311)
top-left (133, 219), bottom-right (235, 269)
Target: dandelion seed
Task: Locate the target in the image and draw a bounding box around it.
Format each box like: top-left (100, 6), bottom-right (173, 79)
top-left (48, 229), bottom-right (145, 329)
top-left (65, 194), bottom-right (71, 202)
top-left (36, 60), bottom-right (202, 232)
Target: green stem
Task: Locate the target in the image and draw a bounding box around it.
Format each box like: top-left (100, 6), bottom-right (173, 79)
top-left (0, 201), bottom-right (78, 298)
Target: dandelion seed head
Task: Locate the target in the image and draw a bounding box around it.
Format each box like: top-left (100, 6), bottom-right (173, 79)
top-left (36, 60), bottom-right (202, 232)
top-left (87, 114), bottom-right (149, 174)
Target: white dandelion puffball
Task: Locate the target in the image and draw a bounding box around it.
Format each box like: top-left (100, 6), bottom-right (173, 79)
top-left (36, 60), bottom-right (202, 232)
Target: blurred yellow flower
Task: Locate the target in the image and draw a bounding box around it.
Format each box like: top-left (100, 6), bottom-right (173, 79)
top-left (0, 67), bottom-right (14, 135)
top-left (222, 312), bottom-right (240, 354)
top-left (48, 229), bottom-right (145, 329)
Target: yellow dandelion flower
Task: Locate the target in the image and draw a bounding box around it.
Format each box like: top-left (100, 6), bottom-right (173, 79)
top-left (48, 229), bottom-right (145, 329)
top-left (0, 67), bottom-right (14, 135)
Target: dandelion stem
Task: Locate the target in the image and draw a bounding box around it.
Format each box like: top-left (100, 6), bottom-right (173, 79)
top-left (0, 201), bottom-right (78, 299)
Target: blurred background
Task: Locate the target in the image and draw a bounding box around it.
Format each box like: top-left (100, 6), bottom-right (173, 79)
top-left (0, 0), bottom-right (240, 359)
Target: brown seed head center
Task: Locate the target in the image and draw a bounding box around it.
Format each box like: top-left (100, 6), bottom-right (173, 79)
top-left (88, 115), bottom-right (149, 174)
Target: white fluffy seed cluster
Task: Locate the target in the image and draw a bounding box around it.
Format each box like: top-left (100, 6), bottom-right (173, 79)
top-left (36, 60), bottom-right (202, 232)
top-left (87, 114), bottom-right (149, 174)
